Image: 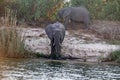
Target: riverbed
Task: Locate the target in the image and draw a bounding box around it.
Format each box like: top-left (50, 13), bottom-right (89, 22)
top-left (0, 58), bottom-right (120, 80)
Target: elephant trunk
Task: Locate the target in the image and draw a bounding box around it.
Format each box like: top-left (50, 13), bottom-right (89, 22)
top-left (51, 31), bottom-right (61, 59)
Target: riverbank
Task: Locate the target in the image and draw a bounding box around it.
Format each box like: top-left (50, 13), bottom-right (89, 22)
top-left (0, 20), bottom-right (120, 62)
top-left (0, 58), bottom-right (119, 66)
top-left (20, 26), bottom-right (120, 62)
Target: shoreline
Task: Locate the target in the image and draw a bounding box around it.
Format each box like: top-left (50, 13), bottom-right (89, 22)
top-left (20, 27), bottom-right (120, 62)
top-left (0, 57), bottom-right (119, 65)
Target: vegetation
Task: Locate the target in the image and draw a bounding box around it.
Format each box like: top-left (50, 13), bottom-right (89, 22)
top-left (96, 25), bottom-right (120, 41)
top-left (105, 39), bottom-right (120, 45)
top-left (0, 0), bottom-right (119, 58)
top-left (35, 52), bottom-right (50, 58)
top-left (70, 0), bottom-right (120, 20)
top-left (12, 0), bottom-right (64, 22)
top-left (0, 5), bottom-right (32, 58)
top-left (0, 0), bottom-right (120, 21)
top-left (110, 50), bottom-right (120, 63)
top-left (0, 27), bottom-right (32, 58)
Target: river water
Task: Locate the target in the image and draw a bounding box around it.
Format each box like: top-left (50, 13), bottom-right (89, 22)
top-left (0, 58), bottom-right (120, 80)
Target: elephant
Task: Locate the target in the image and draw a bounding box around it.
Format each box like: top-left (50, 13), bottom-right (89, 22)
top-left (57, 6), bottom-right (90, 29)
top-left (45, 22), bottom-right (65, 59)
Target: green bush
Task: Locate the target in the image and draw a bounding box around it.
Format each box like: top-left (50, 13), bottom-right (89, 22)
top-left (110, 50), bottom-right (120, 62)
top-left (3, 0), bottom-right (120, 22)
top-left (15, 0), bottom-right (64, 22)
top-left (106, 39), bottom-right (120, 45)
top-left (35, 52), bottom-right (49, 58)
top-left (70, 0), bottom-right (120, 21)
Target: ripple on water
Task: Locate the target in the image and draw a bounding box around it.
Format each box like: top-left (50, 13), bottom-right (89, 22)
top-left (0, 59), bottom-right (120, 80)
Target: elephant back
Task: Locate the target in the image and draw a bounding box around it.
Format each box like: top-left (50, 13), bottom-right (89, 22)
top-left (45, 22), bottom-right (65, 41)
top-left (53, 22), bottom-right (65, 43)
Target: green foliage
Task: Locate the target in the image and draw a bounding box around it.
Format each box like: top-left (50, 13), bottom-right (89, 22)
top-left (2, 0), bottom-right (120, 21)
top-left (35, 52), bottom-right (49, 58)
top-left (0, 27), bottom-right (30, 58)
top-left (70, 0), bottom-right (120, 21)
top-left (104, 0), bottom-right (120, 20)
top-left (106, 39), bottom-right (120, 45)
top-left (111, 50), bottom-right (120, 62)
top-left (15, 0), bottom-right (64, 22)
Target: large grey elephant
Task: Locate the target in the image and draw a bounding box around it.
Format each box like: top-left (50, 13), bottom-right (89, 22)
top-left (57, 6), bottom-right (90, 29)
top-left (45, 22), bottom-right (65, 59)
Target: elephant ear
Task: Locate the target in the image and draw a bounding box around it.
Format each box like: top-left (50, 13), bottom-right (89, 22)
top-left (45, 24), bottom-right (53, 40)
top-left (63, 8), bottom-right (71, 18)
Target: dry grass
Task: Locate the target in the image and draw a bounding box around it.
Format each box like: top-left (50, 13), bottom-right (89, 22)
top-left (67, 20), bottom-right (120, 44)
top-left (0, 7), bottom-right (17, 26)
top-left (0, 27), bottom-right (25, 58)
top-left (91, 20), bottom-right (120, 43)
top-left (0, 7), bottom-right (32, 58)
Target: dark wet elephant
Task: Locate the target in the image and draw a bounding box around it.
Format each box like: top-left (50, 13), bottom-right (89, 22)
top-left (45, 22), bottom-right (65, 59)
top-left (57, 6), bottom-right (90, 29)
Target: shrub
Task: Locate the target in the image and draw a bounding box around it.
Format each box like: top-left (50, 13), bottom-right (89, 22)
top-left (2, 0), bottom-right (120, 21)
top-left (110, 50), bottom-right (120, 63)
top-left (0, 7), bottom-right (17, 26)
top-left (0, 6), bottom-right (31, 58)
top-left (35, 52), bottom-right (50, 58)
top-left (0, 27), bottom-right (31, 58)
top-left (14, 0), bottom-right (64, 22)
top-left (70, 0), bottom-right (120, 21)
top-left (101, 26), bottom-right (120, 40)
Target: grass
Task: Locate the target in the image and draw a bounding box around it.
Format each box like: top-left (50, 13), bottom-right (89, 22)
top-left (35, 52), bottom-right (50, 58)
top-left (105, 39), bottom-right (120, 45)
top-left (110, 50), bottom-right (120, 63)
top-left (0, 27), bottom-right (32, 58)
top-left (0, 7), bottom-right (33, 58)
top-left (1, 7), bottom-right (17, 26)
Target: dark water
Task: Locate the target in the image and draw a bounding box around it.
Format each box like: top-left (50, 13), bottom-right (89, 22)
top-left (0, 59), bottom-right (120, 80)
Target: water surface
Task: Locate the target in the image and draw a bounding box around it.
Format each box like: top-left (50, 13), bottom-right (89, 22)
top-left (0, 58), bottom-right (120, 80)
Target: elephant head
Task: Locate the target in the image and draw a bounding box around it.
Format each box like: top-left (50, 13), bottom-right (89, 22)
top-left (45, 22), bottom-right (65, 59)
top-left (57, 6), bottom-right (90, 30)
top-left (57, 7), bottom-right (72, 29)
top-left (57, 7), bottom-right (71, 21)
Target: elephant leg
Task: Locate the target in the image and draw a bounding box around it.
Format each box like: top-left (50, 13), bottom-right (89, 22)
top-left (84, 22), bottom-right (89, 30)
top-left (64, 17), bottom-right (70, 30)
top-left (50, 39), bottom-right (61, 59)
top-left (55, 45), bottom-right (61, 59)
top-left (83, 17), bottom-right (90, 30)
top-left (51, 45), bottom-right (61, 59)
top-left (50, 39), bottom-right (56, 59)
top-left (51, 46), bottom-right (57, 59)
top-left (71, 20), bottom-right (76, 30)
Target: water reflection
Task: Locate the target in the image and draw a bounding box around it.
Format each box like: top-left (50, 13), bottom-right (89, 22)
top-left (0, 59), bottom-right (120, 80)
top-left (46, 61), bottom-right (65, 67)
